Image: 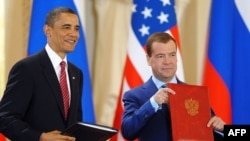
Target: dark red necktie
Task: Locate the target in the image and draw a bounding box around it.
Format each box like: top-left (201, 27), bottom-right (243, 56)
top-left (60, 61), bottom-right (69, 119)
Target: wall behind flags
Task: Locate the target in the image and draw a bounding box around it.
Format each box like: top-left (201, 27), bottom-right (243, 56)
top-left (0, 0), bottom-right (211, 126)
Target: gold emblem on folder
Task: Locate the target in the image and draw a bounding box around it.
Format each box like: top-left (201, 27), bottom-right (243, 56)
top-left (185, 98), bottom-right (199, 116)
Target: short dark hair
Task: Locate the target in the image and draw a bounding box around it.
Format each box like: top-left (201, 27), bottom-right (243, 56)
top-left (45, 7), bottom-right (77, 27)
top-left (146, 32), bottom-right (177, 57)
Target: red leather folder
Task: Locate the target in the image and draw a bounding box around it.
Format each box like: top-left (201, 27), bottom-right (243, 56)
top-left (168, 83), bottom-right (214, 141)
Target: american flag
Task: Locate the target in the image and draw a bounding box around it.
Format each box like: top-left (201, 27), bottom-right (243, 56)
top-left (111, 0), bottom-right (184, 140)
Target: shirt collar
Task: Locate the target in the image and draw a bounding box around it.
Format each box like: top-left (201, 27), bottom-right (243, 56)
top-left (152, 75), bottom-right (177, 89)
top-left (45, 44), bottom-right (68, 67)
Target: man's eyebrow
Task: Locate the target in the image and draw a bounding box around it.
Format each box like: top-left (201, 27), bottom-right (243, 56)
top-left (61, 24), bottom-right (80, 28)
top-left (169, 51), bottom-right (176, 54)
top-left (62, 24), bottom-right (71, 27)
top-left (168, 52), bottom-right (176, 55)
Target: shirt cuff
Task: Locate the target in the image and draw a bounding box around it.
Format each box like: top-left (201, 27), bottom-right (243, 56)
top-left (150, 97), bottom-right (162, 112)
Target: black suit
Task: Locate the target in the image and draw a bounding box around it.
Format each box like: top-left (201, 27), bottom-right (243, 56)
top-left (0, 49), bottom-right (83, 141)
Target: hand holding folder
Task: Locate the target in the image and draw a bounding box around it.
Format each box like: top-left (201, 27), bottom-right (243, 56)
top-left (62, 122), bottom-right (118, 141)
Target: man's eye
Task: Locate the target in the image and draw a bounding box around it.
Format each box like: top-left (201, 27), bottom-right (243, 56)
top-left (157, 55), bottom-right (164, 58)
top-left (170, 53), bottom-right (176, 57)
top-left (63, 26), bottom-right (70, 29)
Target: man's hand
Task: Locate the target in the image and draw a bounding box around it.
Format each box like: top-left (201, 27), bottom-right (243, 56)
top-left (207, 116), bottom-right (225, 131)
top-left (39, 130), bottom-right (75, 141)
top-left (153, 87), bottom-right (175, 104)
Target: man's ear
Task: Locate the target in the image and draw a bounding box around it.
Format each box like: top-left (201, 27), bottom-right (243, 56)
top-left (43, 25), bottom-right (51, 37)
top-left (146, 54), bottom-right (150, 66)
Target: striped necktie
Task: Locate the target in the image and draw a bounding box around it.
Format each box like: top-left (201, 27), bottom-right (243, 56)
top-left (60, 61), bottom-right (69, 120)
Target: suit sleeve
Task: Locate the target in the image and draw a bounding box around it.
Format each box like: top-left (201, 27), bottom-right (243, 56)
top-left (0, 61), bottom-right (42, 140)
top-left (121, 90), bottom-right (155, 140)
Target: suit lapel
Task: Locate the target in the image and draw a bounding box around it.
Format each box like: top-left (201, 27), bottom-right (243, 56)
top-left (67, 63), bottom-right (78, 125)
top-left (39, 50), bottom-right (65, 120)
top-left (142, 78), bottom-right (158, 100)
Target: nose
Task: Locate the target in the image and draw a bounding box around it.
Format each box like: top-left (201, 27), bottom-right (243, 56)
top-left (163, 56), bottom-right (169, 63)
top-left (69, 29), bottom-right (79, 37)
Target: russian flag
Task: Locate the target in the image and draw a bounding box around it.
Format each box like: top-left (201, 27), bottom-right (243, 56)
top-left (28, 0), bottom-right (95, 123)
top-left (203, 0), bottom-right (250, 124)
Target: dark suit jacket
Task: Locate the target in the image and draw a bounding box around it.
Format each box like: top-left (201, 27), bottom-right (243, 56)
top-left (0, 49), bottom-right (83, 141)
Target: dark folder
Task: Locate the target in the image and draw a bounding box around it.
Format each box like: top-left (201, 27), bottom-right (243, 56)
top-left (168, 83), bottom-right (214, 141)
top-left (62, 122), bottom-right (118, 141)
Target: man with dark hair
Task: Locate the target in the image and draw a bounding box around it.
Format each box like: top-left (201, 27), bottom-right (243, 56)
top-left (121, 32), bottom-right (225, 141)
top-left (0, 7), bottom-right (83, 141)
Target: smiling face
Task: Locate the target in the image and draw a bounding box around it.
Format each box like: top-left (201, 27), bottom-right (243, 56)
top-left (44, 12), bottom-right (80, 59)
top-left (147, 40), bottom-right (177, 82)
